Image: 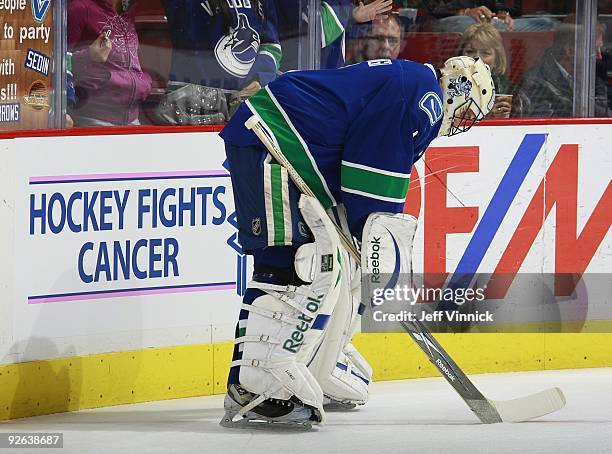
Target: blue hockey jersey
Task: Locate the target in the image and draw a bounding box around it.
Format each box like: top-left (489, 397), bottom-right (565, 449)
top-left (164, 0), bottom-right (281, 90)
top-left (275, 0), bottom-right (352, 69)
top-left (321, 0), bottom-right (353, 68)
top-left (220, 59), bottom-right (443, 237)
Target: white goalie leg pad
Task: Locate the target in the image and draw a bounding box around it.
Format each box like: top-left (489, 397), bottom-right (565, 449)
top-left (234, 195), bottom-right (343, 419)
top-left (342, 342), bottom-right (373, 388)
top-left (308, 250), bottom-right (372, 404)
top-left (329, 346), bottom-right (371, 401)
top-left (362, 212), bottom-right (418, 284)
top-left (307, 204), bottom-right (373, 405)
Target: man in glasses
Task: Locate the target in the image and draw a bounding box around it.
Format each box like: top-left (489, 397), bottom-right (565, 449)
top-left (361, 13), bottom-right (405, 61)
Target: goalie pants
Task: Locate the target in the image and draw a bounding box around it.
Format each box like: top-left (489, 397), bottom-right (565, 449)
top-left (225, 143), bottom-right (313, 253)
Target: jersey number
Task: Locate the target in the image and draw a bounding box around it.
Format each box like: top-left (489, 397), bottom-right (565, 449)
top-left (367, 59), bottom-right (392, 67)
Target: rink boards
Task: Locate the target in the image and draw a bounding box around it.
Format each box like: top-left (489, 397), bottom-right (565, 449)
top-left (0, 122), bottom-right (610, 419)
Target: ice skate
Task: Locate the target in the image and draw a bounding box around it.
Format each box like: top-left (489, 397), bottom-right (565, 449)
top-left (220, 384), bottom-right (321, 430)
top-left (323, 395), bottom-right (357, 411)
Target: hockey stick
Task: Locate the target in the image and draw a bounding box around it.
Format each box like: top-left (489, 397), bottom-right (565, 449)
top-left (244, 115), bottom-right (566, 423)
top-left (400, 317), bottom-right (566, 423)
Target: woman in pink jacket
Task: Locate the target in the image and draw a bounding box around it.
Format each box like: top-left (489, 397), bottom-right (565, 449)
top-left (68, 0), bottom-right (152, 126)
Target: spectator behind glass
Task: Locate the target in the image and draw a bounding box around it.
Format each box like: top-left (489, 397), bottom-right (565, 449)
top-left (157, 0), bottom-right (280, 126)
top-left (411, 1), bottom-right (558, 33)
top-left (276, 0), bottom-right (392, 71)
top-left (512, 23), bottom-right (609, 118)
top-left (68, 0), bottom-right (152, 127)
top-left (417, 1), bottom-right (514, 32)
top-left (360, 12), bottom-right (404, 61)
top-left (458, 22), bottom-right (511, 117)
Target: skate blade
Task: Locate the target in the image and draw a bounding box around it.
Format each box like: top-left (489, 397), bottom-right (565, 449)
top-left (219, 410), bottom-right (314, 431)
top-left (323, 401), bottom-right (358, 411)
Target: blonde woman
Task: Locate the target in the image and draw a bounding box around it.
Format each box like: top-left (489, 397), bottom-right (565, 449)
top-left (459, 22), bottom-right (512, 118)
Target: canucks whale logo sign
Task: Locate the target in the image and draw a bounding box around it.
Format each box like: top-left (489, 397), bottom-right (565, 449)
top-left (31, 0), bottom-right (51, 23)
top-left (215, 13), bottom-right (260, 78)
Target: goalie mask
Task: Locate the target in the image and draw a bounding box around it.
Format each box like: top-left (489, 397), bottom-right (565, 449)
top-left (438, 56), bottom-right (495, 137)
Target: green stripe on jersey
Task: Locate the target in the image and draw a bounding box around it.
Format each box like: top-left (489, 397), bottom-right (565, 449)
top-left (260, 43), bottom-right (282, 70)
top-left (341, 163), bottom-right (410, 201)
top-left (248, 88), bottom-right (335, 208)
top-left (321, 2), bottom-right (344, 46)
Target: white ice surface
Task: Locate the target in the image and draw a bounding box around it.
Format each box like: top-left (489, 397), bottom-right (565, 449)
top-left (1, 368), bottom-right (611, 454)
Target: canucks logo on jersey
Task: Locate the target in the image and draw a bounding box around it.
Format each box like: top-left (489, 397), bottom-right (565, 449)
top-left (419, 92), bottom-right (444, 126)
top-left (215, 13), bottom-right (260, 78)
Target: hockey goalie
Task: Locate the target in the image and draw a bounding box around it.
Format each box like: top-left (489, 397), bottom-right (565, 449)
top-left (218, 56), bottom-right (495, 428)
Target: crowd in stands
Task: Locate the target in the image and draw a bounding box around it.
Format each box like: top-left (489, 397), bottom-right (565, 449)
top-left (65, 0), bottom-right (612, 127)
top-left (68, 0), bottom-right (152, 127)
